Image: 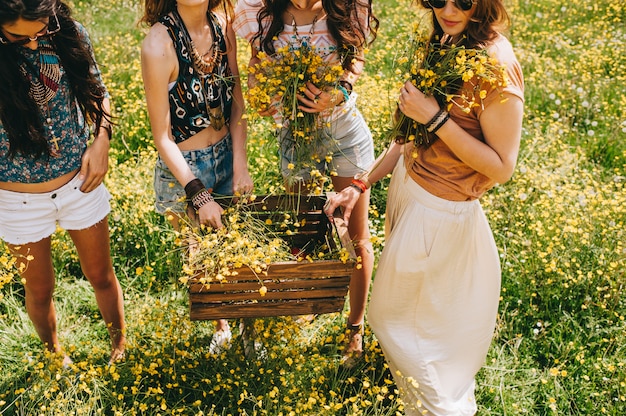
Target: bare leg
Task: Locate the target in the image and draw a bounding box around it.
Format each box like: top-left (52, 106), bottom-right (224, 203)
top-left (68, 217), bottom-right (125, 362)
top-left (331, 176), bottom-right (374, 355)
top-left (8, 238), bottom-right (65, 356)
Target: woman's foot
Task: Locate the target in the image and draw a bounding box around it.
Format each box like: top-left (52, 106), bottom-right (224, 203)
top-left (109, 348), bottom-right (126, 365)
top-left (340, 321), bottom-right (364, 368)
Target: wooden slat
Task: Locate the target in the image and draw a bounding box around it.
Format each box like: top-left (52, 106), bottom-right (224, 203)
top-left (190, 286), bottom-right (349, 303)
top-left (190, 297), bottom-right (346, 320)
top-left (189, 260), bottom-right (355, 291)
top-left (190, 275), bottom-right (351, 293)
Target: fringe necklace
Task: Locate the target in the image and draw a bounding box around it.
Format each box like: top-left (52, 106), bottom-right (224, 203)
top-left (20, 39), bottom-right (63, 156)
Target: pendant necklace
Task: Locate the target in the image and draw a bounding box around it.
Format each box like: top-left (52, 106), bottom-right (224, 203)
top-left (174, 8), bottom-right (226, 130)
top-left (286, 9), bottom-right (322, 41)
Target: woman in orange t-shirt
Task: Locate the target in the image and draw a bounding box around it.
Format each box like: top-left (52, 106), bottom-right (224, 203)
top-left (325, 0), bottom-right (524, 414)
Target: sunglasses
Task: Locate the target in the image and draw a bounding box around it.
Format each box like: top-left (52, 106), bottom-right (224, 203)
top-left (427, 0), bottom-right (477, 12)
top-left (0, 12), bottom-right (60, 46)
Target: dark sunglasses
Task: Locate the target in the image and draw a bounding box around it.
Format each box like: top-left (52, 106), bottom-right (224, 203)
top-left (427, 0), bottom-right (477, 12)
top-left (0, 12), bottom-right (60, 46)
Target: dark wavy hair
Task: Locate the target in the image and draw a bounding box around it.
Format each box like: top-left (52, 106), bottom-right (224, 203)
top-left (252, 0), bottom-right (379, 72)
top-left (0, 0), bottom-right (110, 159)
top-left (419, 0), bottom-right (510, 48)
top-left (139, 0), bottom-right (234, 27)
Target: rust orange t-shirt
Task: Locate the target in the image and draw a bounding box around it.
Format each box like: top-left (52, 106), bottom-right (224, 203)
top-left (404, 34), bottom-right (525, 201)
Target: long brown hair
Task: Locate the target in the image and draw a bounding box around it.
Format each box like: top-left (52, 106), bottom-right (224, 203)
top-left (252, 0), bottom-right (379, 72)
top-left (0, 0), bottom-right (110, 159)
top-left (139, 0), bottom-right (234, 27)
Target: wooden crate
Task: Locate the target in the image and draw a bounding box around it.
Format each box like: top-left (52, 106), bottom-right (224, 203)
top-left (188, 194), bottom-right (356, 320)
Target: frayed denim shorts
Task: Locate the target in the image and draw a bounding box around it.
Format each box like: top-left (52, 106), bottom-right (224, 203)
top-left (153, 133), bottom-right (233, 215)
top-left (0, 174), bottom-right (111, 245)
top-left (279, 96), bottom-right (375, 180)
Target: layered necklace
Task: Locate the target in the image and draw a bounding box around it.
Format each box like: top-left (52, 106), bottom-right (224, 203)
top-left (20, 39), bottom-right (62, 156)
top-left (173, 8), bottom-right (225, 130)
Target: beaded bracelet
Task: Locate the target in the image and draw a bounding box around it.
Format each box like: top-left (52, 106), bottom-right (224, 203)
top-left (338, 80), bottom-right (353, 94)
top-left (184, 178), bottom-right (205, 201)
top-left (337, 85), bottom-right (350, 104)
top-left (191, 188), bottom-right (215, 210)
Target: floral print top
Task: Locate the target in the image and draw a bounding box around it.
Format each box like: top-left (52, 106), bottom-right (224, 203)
top-left (0, 23), bottom-right (107, 183)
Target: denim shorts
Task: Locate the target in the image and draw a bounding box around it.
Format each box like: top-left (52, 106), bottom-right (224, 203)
top-left (279, 96), bottom-right (375, 179)
top-left (0, 174), bottom-right (111, 245)
top-left (154, 134), bottom-right (233, 214)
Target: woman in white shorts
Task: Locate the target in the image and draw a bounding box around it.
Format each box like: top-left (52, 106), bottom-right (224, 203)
top-left (0, 0), bottom-right (125, 366)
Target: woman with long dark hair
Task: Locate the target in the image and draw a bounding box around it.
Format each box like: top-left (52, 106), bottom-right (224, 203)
top-left (234, 0), bottom-right (379, 364)
top-left (325, 0), bottom-right (524, 413)
top-left (140, 0), bottom-right (253, 353)
top-left (0, 0), bottom-right (125, 365)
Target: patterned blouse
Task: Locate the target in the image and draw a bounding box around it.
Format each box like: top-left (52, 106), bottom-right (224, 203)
top-left (0, 23), bottom-right (107, 184)
top-left (160, 10), bottom-right (234, 143)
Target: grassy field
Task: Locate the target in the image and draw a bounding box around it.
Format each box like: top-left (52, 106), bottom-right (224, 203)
top-left (1, 0), bottom-right (625, 414)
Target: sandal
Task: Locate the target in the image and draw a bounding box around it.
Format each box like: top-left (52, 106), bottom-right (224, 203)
top-left (340, 321), bottom-right (364, 368)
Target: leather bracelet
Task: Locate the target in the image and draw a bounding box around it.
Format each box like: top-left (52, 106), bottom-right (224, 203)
top-left (429, 112), bottom-right (450, 134)
top-left (426, 109), bottom-right (449, 133)
top-left (425, 109), bottom-right (444, 130)
top-left (184, 178), bottom-right (205, 201)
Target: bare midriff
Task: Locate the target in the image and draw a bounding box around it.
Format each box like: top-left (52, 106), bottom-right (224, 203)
top-left (0, 168), bottom-right (79, 193)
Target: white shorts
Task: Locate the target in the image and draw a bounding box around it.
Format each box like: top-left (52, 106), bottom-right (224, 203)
top-left (0, 174), bottom-right (111, 245)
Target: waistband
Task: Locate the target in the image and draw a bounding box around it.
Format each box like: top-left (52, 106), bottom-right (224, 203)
top-left (396, 155), bottom-right (479, 215)
top-left (0, 173), bottom-right (82, 201)
top-left (179, 133), bottom-right (232, 162)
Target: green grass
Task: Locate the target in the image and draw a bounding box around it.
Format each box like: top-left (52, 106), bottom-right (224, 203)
top-left (1, 0), bottom-right (625, 414)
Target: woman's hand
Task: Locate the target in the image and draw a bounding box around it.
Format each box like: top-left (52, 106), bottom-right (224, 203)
top-left (233, 168), bottom-right (254, 196)
top-left (323, 186), bottom-right (362, 225)
top-left (297, 81), bottom-right (342, 113)
top-left (397, 80), bottom-right (441, 125)
top-left (78, 135), bottom-right (110, 192)
top-left (188, 200), bottom-right (224, 229)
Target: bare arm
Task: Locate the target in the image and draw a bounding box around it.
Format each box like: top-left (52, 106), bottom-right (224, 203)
top-left (224, 21), bottom-right (253, 195)
top-left (399, 80), bottom-right (523, 184)
top-left (324, 141), bottom-right (403, 224)
top-left (79, 96), bottom-right (111, 192)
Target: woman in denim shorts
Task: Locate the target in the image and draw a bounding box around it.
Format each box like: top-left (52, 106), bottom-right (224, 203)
top-left (141, 0), bottom-right (253, 351)
top-left (0, 0), bottom-right (125, 366)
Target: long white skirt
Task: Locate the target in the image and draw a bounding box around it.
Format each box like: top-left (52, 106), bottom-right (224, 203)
top-left (368, 157), bottom-right (501, 416)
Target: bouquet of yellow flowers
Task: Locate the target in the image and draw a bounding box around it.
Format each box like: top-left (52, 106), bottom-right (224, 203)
top-left (390, 26), bottom-right (509, 146)
top-left (247, 43), bottom-right (344, 180)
